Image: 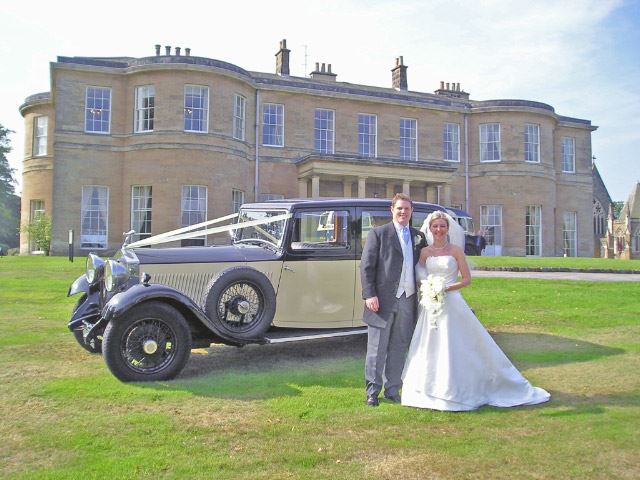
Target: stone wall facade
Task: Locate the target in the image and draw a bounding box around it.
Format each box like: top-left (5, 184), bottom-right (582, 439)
top-left (19, 43), bottom-right (598, 256)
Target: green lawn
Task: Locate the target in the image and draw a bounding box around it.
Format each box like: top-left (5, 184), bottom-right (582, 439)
top-left (1, 256), bottom-right (639, 479)
top-left (471, 255), bottom-right (640, 271)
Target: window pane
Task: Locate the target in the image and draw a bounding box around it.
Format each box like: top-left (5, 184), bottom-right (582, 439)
top-left (85, 87), bottom-right (111, 133)
top-left (480, 123), bottom-right (500, 162)
top-left (443, 123), bottom-right (459, 162)
top-left (184, 85), bottom-right (209, 132)
top-left (562, 137), bottom-right (575, 172)
top-left (314, 108), bottom-right (335, 154)
top-left (181, 185), bottom-right (207, 246)
top-left (81, 186), bottom-right (109, 248)
top-left (563, 211), bottom-right (577, 256)
top-left (135, 85), bottom-right (155, 133)
top-left (131, 186), bottom-right (152, 241)
top-left (525, 205), bottom-right (541, 256)
top-left (291, 210), bottom-right (350, 248)
top-left (33, 116), bottom-right (48, 156)
top-left (233, 95), bottom-right (246, 140)
top-left (524, 123), bottom-right (539, 162)
top-left (400, 118), bottom-right (417, 161)
top-left (358, 114), bottom-right (377, 157)
top-left (262, 103), bottom-right (284, 146)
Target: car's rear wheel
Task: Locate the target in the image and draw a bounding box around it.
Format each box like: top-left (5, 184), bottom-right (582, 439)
top-left (102, 302), bottom-right (192, 382)
top-left (203, 267), bottom-right (276, 341)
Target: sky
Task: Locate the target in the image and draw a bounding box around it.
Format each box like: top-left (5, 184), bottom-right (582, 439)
top-left (1, 0), bottom-right (639, 201)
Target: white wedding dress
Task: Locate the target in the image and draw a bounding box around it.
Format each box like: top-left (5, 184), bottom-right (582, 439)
top-left (401, 256), bottom-right (550, 411)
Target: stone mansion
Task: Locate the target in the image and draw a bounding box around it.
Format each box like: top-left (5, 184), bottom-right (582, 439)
top-left (20, 40), bottom-right (600, 256)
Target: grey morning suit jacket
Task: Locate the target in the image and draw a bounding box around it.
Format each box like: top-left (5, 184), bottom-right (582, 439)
top-left (360, 221), bottom-right (426, 328)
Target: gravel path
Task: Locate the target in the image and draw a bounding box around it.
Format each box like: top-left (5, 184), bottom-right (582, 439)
top-left (472, 270), bottom-right (640, 282)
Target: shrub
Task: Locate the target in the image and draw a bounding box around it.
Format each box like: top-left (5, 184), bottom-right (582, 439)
top-left (21, 213), bottom-right (52, 255)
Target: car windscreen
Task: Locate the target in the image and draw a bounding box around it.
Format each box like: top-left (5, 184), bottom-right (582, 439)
top-left (234, 209), bottom-right (288, 248)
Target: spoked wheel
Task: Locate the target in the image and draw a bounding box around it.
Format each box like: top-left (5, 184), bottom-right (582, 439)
top-left (204, 267), bottom-right (276, 340)
top-left (102, 302), bottom-right (192, 382)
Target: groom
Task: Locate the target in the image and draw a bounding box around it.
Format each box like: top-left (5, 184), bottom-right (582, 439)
top-left (361, 193), bottom-right (426, 406)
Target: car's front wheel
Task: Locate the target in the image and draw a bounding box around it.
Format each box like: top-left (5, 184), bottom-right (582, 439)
top-left (102, 302), bottom-right (192, 382)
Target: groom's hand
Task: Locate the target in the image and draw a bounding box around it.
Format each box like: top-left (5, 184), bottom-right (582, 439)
top-left (365, 296), bottom-right (379, 312)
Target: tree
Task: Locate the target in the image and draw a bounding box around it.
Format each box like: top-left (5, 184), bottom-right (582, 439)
top-left (0, 124), bottom-right (20, 251)
top-left (612, 201), bottom-right (624, 219)
top-left (21, 213), bottom-right (52, 254)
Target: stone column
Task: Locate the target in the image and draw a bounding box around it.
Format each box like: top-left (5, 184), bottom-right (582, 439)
top-left (386, 181), bottom-right (396, 199)
top-left (358, 177), bottom-right (367, 198)
top-left (442, 184), bottom-right (451, 207)
top-left (311, 175), bottom-right (320, 198)
top-left (402, 180), bottom-right (410, 195)
top-left (298, 179), bottom-right (308, 198)
top-left (343, 179), bottom-right (352, 198)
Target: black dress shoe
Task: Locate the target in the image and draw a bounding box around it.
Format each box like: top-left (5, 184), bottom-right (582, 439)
top-left (366, 394), bottom-right (379, 407)
top-left (384, 393), bottom-right (401, 403)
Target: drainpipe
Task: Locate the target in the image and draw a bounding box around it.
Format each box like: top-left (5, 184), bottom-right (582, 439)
top-left (254, 90), bottom-right (260, 201)
top-left (464, 113), bottom-right (469, 212)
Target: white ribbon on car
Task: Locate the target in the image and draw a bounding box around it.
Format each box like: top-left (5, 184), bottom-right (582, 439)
top-left (126, 212), bottom-right (293, 249)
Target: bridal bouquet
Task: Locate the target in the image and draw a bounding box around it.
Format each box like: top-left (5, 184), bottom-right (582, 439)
top-left (420, 274), bottom-right (446, 326)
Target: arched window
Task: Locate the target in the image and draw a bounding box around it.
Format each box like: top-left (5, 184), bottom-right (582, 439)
top-left (593, 199), bottom-right (606, 236)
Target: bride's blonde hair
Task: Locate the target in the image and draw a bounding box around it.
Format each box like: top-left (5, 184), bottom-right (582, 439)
top-left (428, 211), bottom-right (450, 227)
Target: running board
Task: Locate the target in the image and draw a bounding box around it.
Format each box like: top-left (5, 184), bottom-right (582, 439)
top-left (263, 327), bottom-right (367, 344)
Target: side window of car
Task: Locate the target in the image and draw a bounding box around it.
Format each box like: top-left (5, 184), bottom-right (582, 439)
top-left (361, 210), bottom-right (392, 247)
top-left (290, 210), bottom-right (351, 250)
top-left (411, 210), bottom-right (428, 231)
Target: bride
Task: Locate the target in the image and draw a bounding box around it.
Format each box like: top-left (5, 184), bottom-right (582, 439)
top-left (401, 211), bottom-right (550, 411)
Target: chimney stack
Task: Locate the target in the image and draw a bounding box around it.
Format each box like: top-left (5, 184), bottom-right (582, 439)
top-left (155, 44), bottom-right (161, 56)
top-left (175, 47), bottom-right (181, 56)
top-left (435, 81), bottom-right (470, 100)
top-left (311, 61), bottom-right (337, 82)
top-left (392, 56), bottom-right (408, 91)
top-left (275, 39), bottom-right (290, 76)
top-left (185, 48), bottom-right (191, 56)
top-left (165, 45), bottom-right (171, 56)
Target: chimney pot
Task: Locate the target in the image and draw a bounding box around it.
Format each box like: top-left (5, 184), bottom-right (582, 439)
top-left (315, 62), bottom-right (320, 71)
top-left (175, 47), bottom-right (181, 56)
top-left (185, 48), bottom-right (191, 56)
top-left (440, 81), bottom-right (444, 89)
top-left (321, 63), bottom-right (326, 72)
top-left (165, 45), bottom-right (171, 56)
top-left (155, 44), bottom-right (161, 56)
top-left (327, 64), bottom-right (332, 74)
top-left (446, 82), bottom-right (450, 90)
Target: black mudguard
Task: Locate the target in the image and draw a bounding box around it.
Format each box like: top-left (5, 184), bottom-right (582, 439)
top-left (101, 283), bottom-right (246, 347)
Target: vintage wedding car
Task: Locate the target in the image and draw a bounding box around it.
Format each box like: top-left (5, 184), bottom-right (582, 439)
top-left (68, 198), bottom-right (442, 381)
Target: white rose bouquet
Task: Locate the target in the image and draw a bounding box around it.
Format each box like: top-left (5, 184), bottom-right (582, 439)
top-left (420, 274), bottom-right (446, 327)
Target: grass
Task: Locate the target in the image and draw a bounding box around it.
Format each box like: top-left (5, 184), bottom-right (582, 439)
top-left (470, 255), bottom-right (640, 271)
top-left (1, 256), bottom-right (639, 479)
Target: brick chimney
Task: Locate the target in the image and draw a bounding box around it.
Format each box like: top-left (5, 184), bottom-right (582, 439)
top-left (434, 81), bottom-right (470, 100)
top-left (310, 62), bottom-right (337, 82)
top-left (392, 56), bottom-right (408, 91)
top-left (275, 39), bottom-right (290, 76)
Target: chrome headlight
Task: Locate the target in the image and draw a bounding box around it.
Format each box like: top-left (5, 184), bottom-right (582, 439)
top-left (104, 259), bottom-right (130, 292)
top-left (85, 253), bottom-right (105, 284)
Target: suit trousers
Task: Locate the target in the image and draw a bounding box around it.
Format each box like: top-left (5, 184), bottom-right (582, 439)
top-left (365, 293), bottom-right (416, 397)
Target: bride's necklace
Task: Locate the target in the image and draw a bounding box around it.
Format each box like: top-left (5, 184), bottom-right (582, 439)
top-left (431, 242), bottom-right (449, 250)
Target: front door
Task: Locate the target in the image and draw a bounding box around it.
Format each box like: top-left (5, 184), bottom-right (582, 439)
top-left (275, 208), bottom-right (356, 328)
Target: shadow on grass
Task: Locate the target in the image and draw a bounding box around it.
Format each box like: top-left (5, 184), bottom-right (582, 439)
top-left (135, 331), bottom-right (625, 401)
top-left (490, 332), bottom-right (625, 368)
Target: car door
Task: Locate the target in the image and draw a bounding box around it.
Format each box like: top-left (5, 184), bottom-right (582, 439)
top-left (274, 207), bottom-right (356, 328)
top-left (353, 206), bottom-right (394, 326)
